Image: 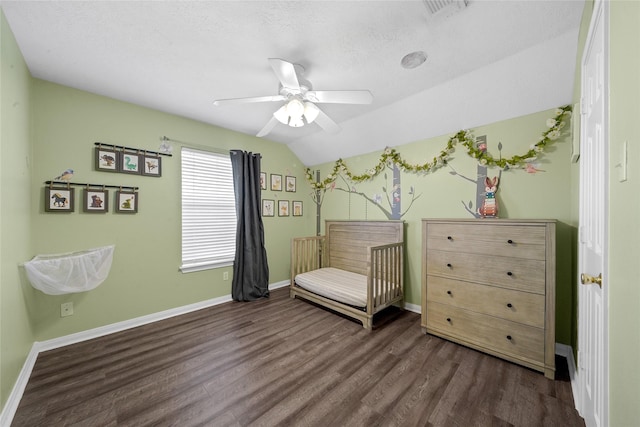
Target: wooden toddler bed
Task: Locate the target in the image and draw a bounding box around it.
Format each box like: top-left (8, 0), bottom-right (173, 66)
top-left (290, 220), bottom-right (405, 330)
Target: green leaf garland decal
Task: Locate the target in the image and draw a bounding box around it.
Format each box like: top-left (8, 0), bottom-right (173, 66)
top-left (305, 105), bottom-right (572, 190)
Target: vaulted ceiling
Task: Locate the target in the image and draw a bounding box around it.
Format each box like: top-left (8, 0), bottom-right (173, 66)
top-left (1, 1), bottom-right (584, 166)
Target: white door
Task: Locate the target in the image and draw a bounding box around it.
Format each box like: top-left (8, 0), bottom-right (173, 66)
top-left (578, 1), bottom-right (609, 426)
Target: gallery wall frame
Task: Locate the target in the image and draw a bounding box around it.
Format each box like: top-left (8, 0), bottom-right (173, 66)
top-left (278, 200), bottom-right (289, 217)
top-left (260, 172), bottom-right (267, 190)
top-left (95, 147), bottom-right (119, 172)
top-left (285, 176), bottom-right (296, 192)
top-left (292, 201), bottom-right (303, 216)
top-left (119, 152), bottom-right (142, 175)
top-left (270, 174), bottom-right (282, 191)
top-left (45, 187), bottom-right (75, 212)
top-left (142, 154), bottom-right (162, 177)
top-left (83, 188), bottom-right (109, 213)
top-left (262, 199), bottom-right (275, 217)
top-left (115, 190), bottom-right (138, 213)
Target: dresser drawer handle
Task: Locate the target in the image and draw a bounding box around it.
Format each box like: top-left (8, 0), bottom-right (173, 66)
top-left (447, 290), bottom-right (452, 296)
top-left (507, 271), bottom-right (513, 276)
top-left (447, 236), bottom-right (453, 241)
top-left (507, 239), bottom-right (514, 244)
top-left (507, 303), bottom-right (513, 308)
top-left (446, 317), bottom-right (452, 323)
top-left (506, 335), bottom-right (512, 341)
top-left (446, 263), bottom-right (452, 268)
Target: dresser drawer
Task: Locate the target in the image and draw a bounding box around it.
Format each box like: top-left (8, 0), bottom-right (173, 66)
top-left (426, 222), bottom-right (547, 260)
top-left (426, 276), bottom-right (545, 328)
top-left (426, 301), bottom-right (545, 365)
top-left (426, 249), bottom-right (546, 294)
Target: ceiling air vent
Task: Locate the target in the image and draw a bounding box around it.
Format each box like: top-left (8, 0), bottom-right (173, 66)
top-left (422, 0), bottom-right (468, 19)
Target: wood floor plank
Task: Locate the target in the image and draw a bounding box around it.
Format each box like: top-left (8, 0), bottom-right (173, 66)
top-left (11, 287), bottom-right (584, 427)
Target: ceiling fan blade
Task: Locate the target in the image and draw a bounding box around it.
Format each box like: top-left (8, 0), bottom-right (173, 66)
top-left (256, 116), bottom-right (279, 138)
top-left (214, 95), bottom-right (286, 106)
top-left (268, 58), bottom-right (301, 91)
top-left (306, 90), bottom-right (373, 104)
top-left (313, 107), bottom-right (341, 134)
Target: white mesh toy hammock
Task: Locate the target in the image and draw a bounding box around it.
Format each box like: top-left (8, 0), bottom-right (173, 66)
top-left (23, 245), bottom-right (115, 295)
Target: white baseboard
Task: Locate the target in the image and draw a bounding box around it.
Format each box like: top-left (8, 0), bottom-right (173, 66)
top-left (0, 280), bottom-right (289, 426)
top-left (555, 343), bottom-right (580, 412)
top-left (0, 345), bottom-right (39, 427)
top-left (404, 301), bottom-right (421, 314)
top-left (270, 280), bottom-right (290, 290)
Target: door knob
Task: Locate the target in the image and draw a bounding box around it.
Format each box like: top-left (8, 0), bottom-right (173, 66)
top-left (581, 272), bottom-right (602, 288)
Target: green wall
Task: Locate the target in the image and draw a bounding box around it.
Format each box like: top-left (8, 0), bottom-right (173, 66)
top-left (27, 79), bottom-right (314, 341)
top-left (0, 10), bottom-right (36, 410)
top-left (609, 1), bottom-right (640, 424)
top-left (312, 108), bottom-right (575, 345)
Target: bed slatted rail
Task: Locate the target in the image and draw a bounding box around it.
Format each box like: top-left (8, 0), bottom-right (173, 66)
top-left (368, 242), bottom-right (404, 312)
top-left (291, 236), bottom-right (326, 280)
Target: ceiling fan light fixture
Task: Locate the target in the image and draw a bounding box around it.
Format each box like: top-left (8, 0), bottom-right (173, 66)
top-left (285, 98), bottom-right (305, 118)
top-left (289, 116), bottom-right (304, 128)
top-left (303, 102), bottom-right (320, 124)
top-left (273, 105), bottom-right (289, 125)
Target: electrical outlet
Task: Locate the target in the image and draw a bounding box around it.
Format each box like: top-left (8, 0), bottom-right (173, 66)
top-left (223, 272), bottom-right (229, 281)
top-left (61, 302), bottom-right (74, 317)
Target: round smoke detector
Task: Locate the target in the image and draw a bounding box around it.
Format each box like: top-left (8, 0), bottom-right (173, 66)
top-left (401, 51), bottom-right (428, 69)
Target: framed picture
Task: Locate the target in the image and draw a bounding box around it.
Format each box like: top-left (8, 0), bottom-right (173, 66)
top-left (260, 172), bottom-right (267, 190)
top-left (285, 176), bottom-right (296, 192)
top-left (119, 152), bottom-right (141, 175)
top-left (270, 174), bottom-right (282, 191)
top-left (278, 200), bottom-right (289, 217)
top-left (262, 199), bottom-right (275, 217)
top-left (45, 187), bottom-right (75, 212)
top-left (115, 190), bottom-right (138, 213)
top-left (83, 189), bottom-right (109, 213)
top-left (292, 200), bottom-right (303, 216)
top-left (95, 147), bottom-right (119, 172)
top-left (142, 154), bottom-right (162, 177)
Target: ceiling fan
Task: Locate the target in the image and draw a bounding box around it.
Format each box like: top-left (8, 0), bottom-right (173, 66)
top-left (213, 58), bottom-right (374, 138)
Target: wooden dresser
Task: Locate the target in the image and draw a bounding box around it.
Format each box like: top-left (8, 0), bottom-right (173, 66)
top-left (421, 219), bottom-right (556, 378)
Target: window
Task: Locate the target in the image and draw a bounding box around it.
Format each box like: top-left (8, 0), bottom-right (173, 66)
top-left (181, 147), bottom-right (236, 273)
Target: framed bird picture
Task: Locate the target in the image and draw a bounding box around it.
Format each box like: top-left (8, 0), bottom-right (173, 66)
top-left (142, 153), bottom-right (162, 177)
top-left (119, 151), bottom-right (141, 175)
top-left (95, 147), bottom-right (119, 172)
top-left (45, 187), bottom-right (75, 212)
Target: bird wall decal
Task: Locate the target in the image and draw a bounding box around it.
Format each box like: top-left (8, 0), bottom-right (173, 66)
top-left (54, 169), bottom-right (74, 182)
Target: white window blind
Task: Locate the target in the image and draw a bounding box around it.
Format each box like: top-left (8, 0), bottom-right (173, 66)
top-left (181, 147), bottom-right (236, 273)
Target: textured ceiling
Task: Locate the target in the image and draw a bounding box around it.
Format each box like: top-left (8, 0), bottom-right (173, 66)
top-left (0, 0), bottom-right (585, 166)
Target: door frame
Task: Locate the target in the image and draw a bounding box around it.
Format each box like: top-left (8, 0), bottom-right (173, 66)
top-left (576, 0), bottom-right (609, 425)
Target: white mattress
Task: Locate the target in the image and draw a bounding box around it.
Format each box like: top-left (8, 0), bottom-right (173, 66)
top-left (294, 267), bottom-right (367, 308)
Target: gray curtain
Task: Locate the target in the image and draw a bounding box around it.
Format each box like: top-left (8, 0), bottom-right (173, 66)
top-left (229, 150), bottom-right (269, 301)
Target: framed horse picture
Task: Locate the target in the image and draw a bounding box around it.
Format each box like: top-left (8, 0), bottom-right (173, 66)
top-left (45, 187), bottom-right (75, 212)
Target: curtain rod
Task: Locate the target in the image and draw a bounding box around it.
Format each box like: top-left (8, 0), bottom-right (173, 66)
top-left (162, 136), bottom-right (230, 156)
top-left (94, 141), bottom-right (173, 157)
top-left (45, 181), bottom-right (139, 191)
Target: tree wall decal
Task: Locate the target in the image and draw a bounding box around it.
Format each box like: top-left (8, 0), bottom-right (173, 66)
top-left (447, 135), bottom-right (503, 218)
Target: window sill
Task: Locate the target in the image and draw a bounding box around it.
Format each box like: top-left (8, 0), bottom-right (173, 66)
top-left (179, 261), bottom-right (233, 274)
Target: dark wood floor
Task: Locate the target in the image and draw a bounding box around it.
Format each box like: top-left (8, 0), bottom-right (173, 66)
top-left (12, 287), bottom-right (584, 427)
